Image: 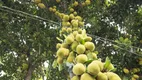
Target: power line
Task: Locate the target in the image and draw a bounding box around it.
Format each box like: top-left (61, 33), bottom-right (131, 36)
top-left (88, 34), bottom-right (142, 57)
top-left (88, 34), bottom-right (142, 50)
top-left (0, 6), bottom-right (60, 25)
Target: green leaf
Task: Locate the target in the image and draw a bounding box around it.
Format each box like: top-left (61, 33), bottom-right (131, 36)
top-left (56, 37), bottom-right (63, 42)
top-left (104, 57), bottom-right (111, 70)
top-left (58, 64), bottom-right (63, 71)
top-left (52, 60), bottom-right (57, 69)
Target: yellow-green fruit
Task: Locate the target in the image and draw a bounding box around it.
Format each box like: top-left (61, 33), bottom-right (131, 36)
top-left (71, 41), bottom-right (78, 51)
top-left (67, 28), bottom-right (72, 33)
top-left (65, 35), bottom-right (74, 44)
top-left (80, 73), bottom-right (94, 80)
top-left (85, 0), bottom-right (91, 5)
top-left (92, 60), bottom-right (104, 71)
top-left (82, 2), bottom-right (86, 6)
top-left (97, 72), bottom-right (108, 80)
top-left (56, 43), bottom-right (61, 49)
top-left (67, 52), bottom-right (75, 63)
top-left (72, 63), bottom-right (86, 75)
top-left (78, 29), bottom-right (82, 34)
top-left (84, 36), bottom-right (92, 42)
top-left (76, 54), bottom-right (88, 63)
top-left (133, 74), bottom-right (139, 79)
top-left (76, 44), bottom-right (86, 54)
top-left (34, 0), bottom-right (41, 3)
top-left (123, 68), bottom-right (129, 74)
top-left (64, 49), bottom-right (69, 57)
top-left (87, 62), bottom-right (100, 75)
top-left (61, 43), bottom-right (68, 48)
top-left (56, 48), bottom-right (69, 57)
top-left (69, 14), bottom-right (75, 19)
top-left (72, 20), bottom-right (78, 28)
top-left (56, 0), bottom-right (61, 3)
top-left (61, 27), bottom-right (66, 32)
top-left (92, 53), bottom-right (97, 59)
top-left (73, 11), bottom-right (77, 15)
top-left (38, 3), bottom-right (46, 9)
top-left (75, 34), bottom-right (83, 42)
top-left (78, 22), bottom-right (84, 27)
top-left (131, 77), bottom-right (136, 80)
top-left (139, 60), bottom-right (142, 65)
top-left (73, 1), bottom-right (79, 7)
top-left (63, 15), bottom-right (69, 21)
top-left (57, 57), bottom-right (63, 64)
top-left (66, 22), bottom-right (71, 27)
top-left (52, 8), bottom-right (56, 12)
top-left (84, 42), bottom-right (95, 51)
top-left (75, 16), bottom-right (82, 21)
top-left (71, 76), bottom-right (79, 80)
top-left (73, 31), bottom-right (78, 37)
top-left (70, 8), bottom-right (74, 12)
top-left (107, 63), bottom-right (114, 71)
top-left (49, 7), bottom-right (53, 12)
top-left (106, 72), bottom-right (121, 80)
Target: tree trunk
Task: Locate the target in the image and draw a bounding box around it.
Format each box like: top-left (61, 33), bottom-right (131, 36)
top-left (24, 65), bottom-right (34, 80)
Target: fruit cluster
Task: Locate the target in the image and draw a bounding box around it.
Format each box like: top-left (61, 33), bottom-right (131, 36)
top-left (34, 0), bottom-right (122, 80)
top-left (34, 0), bottom-right (46, 9)
top-left (123, 68), bottom-right (140, 80)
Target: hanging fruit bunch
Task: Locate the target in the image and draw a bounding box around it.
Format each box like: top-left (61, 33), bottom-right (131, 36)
top-left (34, 0), bottom-right (122, 80)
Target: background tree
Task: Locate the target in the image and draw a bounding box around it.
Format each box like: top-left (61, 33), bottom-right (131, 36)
top-left (0, 0), bottom-right (142, 80)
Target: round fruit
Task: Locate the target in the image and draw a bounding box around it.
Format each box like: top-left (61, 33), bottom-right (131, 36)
top-left (106, 72), bottom-right (121, 80)
top-left (84, 36), bottom-right (92, 42)
top-left (67, 28), bottom-right (72, 33)
top-left (56, 48), bottom-right (69, 57)
top-left (72, 63), bottom-right (86, 75)
top-left (65, 35), bottom-right (74, 44)
top-left (70, 8), bottom-right (74, 12)
top-left (56, 0), bottom-right (61, 3)
top-left (123, 68), bottom-right (129, 74)
top-left (61, 43), bottom-right (68, 48)
top-left (69, 14), bottom-right (75, 19)
top-left (78, 22), bottom-right (84, 27)
top-left (72, 20), bottom-right (78, 28)
top-left (57, 57), bottom-right (63, 64)
top-left (34, 0), bottom-right (41, 3)
top-left (76, 54), bottom-right (88, 63)
top-left (84, 42), bottom-right (95, 51)
top-left (71, 41), bottom-right (78, 51)
top-left (63, 15), bottom-right (69, 21)
top-left (97, 72), bottom-right (108, 80)
top-left (92, 60), bottom-right (104, 71)
top-left (56, 43), bottom-right (61, 49)
top-left (87, 62), bottom-right (100, 75)
top-left (67, 52), bottom-right (75, 63)
top-left (76, 44), bottom-right (86, 54)
top-left (73, 31), bottom-right (78, 37)
top-left (75, 34), bottom-right (83, 42)
top-left (38, 3), bottom-right (46, 9)
top-left (71, 76), bottom-right (79, 80)
top-left (75, 16), bottom-right (82, 21)
top-left (73, 1), bottom-right (79, 7)
top-left (85, 0), bottom-right (91, 5)
top-left (80, 73), bottom-right (94, 80)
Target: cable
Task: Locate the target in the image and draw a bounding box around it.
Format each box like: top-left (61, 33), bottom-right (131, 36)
top-left (88, 34), bottom-right (142, 57)
top-left (0, 6), bottom-right (60, 25)
top-left (88, 34), bottom-right (142, 50)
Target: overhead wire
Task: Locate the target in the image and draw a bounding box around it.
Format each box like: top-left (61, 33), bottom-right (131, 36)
top-left (88, 34), bottom-right (142, 57)
top-left (0, 6), bottom-right (60, 25)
